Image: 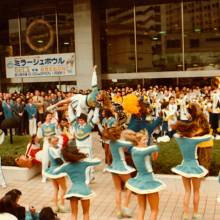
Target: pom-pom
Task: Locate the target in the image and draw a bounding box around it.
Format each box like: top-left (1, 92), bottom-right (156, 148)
top-left (122, 94), bottom-right (140, 115)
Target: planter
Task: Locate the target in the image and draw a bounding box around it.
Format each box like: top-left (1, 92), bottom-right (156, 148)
top-left (2, 165), bottom-right (41, 182)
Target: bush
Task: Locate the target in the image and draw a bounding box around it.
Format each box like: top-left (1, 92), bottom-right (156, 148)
top-left (153, 139), bottom-right (220, 176)
top-left (0, 136), bottom-right (29, 166)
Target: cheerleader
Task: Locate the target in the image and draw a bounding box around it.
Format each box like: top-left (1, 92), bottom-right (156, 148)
top-left (171, 103), bottom-right (211, 220)
top-left (68, 106), bottom-right (99, 184)
top-left (52, 143), bottom-right (101, 220)
top-left (98, 108), bottom-right (116, 167)
top-left (102, 127), bottom-right (136, 218)
top-left (122, 94), bottom-right (162, 145)
top-left (126, 132), bottom-right (166, 220)
top-left (43, 136), bottom-right (67, 213)
top-left (36, 112), bottom-right (59, 182)
top-left (47, 65), bottom-right (99, 117)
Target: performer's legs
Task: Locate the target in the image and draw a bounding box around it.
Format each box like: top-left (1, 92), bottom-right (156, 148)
top-left (57, 177), bottom-right (67, 207)
top-left (41, 139), bottom-right (49, 182)
top-left (192, 177), bottom-right (202, 216)
top-left (70, 198), bottom-right (79, 220)
top-left (147, 192), bottom-right (159, 220)
top-left (52, 179), bottom-right (59, 209)
top-left (182, 177), bottom-right (191, 217)
top-left (137, 195), bottom-right (146, 220)
top-left (120, 174), bottom-right (132, 209)
top-left (112, 173), bottom-right (122, 214)
top-left (81, 199), bottom-right (90, 220)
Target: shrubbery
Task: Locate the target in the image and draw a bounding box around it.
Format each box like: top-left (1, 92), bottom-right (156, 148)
top-left (0, 136), bottom-right (29, 166)
top-left (0, 135), bottom-right (220, 176)
top-left (154, 139), bottom-right (220, 176)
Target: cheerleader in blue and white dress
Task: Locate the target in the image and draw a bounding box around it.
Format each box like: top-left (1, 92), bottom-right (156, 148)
top-left (98, 108), bottom-right (116, 167)
top-left (43, 136), bottom-right (67, 213)
top-left (171, 103), bottom-right (211, 220)
top-left (52, 143), bottom-right (101, 220)
top-left (102, 127), bottom-right (136, 218)
top-left (36, 112), bottom-right (59, 183)
top-left (126, 132), bottom-right (166, 220)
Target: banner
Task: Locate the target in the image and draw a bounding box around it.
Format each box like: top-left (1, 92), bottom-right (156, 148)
top-left (5, 53), bottom-right (75, 78)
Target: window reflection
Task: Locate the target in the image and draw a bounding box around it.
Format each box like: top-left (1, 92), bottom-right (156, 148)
top-left (184, 0), bottom-right (220, 70)
top-left (57, 1), bottom-right (75, 53)
top-left (100, 7), bottom-right (136, 73)
top-left (135, 3), bottom-right (182, 72)
top-left (0, 15), bottom-right (20, 79)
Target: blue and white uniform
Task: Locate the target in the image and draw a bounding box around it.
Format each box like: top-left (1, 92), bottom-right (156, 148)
top-left (106, 140), bottom-right (135, 174)
top-left (171, 134), bottom-right (211, 178)
top-left (44, 147), bottom-right (66, 179)
top-left (69, 69), bottom-right (99, 117)
top-left (53, 158), bottom-right (101, 199)
top-left (126, 145), bottom-right (166, 194)
top-left (36, 122), bottom-right (58, 180)
top-left (69, 107), bottom-right (99, 183)
top-left (128, 115), bottom-right (162, 145)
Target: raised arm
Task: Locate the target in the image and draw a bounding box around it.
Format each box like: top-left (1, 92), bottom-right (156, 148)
top-left (91, 65), bottom-right (98, 88)
top-left (83, 158), bottom-right (101, 167)
top-left (191, 135), bottom-right (212, 145)
top-left (117, 140), bottom-right (133, 148)
top-left (132, 145), bottom-right (159, 156)
top-left (91, 107), bottom-right (100, 124)
top-left (68, 104), bottom-right (77, 124)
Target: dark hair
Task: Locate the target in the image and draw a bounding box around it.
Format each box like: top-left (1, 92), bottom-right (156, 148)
top-left (78, 113), bottom-right (87, 122)
top-left (61, 144), bottom-right (87, 163)
top-left (4, 189), bottom-right (25, 219)
top-left (39, 207), bottom-right (57, 220)
top-left (45, 111), bottom-right (52, 118)
top-left (5, 189), bottom-right (22, 202)
top-left (30, 134), bottom-right (37, 145)
top-left (0, 195), bottom-right (16, 215)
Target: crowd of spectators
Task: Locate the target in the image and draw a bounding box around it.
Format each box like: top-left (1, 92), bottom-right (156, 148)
top-left (0, 83), bottom-right (219, 137)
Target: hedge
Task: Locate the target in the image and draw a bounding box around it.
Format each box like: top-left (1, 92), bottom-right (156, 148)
top-left (0, 135), bottom-right (220, 176)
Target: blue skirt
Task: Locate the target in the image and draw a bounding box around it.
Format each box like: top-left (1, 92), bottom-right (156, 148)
top-left (44, 167), bottom-right (66, 179)
top-left (65, 183), bottom-right (95, 200)
top-left (171, 160), bottom-right (208, 178)
top-left (126, 173), bottom-right (166, 194)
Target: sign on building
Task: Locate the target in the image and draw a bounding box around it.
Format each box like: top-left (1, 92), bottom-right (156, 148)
top-left (5, 53), bottom-right (75, 78)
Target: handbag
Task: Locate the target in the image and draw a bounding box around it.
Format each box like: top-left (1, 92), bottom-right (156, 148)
top-left (15, 144), bottom-right (33, 168)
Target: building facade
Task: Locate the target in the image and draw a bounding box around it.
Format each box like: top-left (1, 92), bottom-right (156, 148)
top-left (0, 0), bottom-right (220, 91)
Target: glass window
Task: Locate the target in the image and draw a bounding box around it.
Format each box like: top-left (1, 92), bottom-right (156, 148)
top-left (100, 7), bottom-right (136, 73)
top-left (184, 0), bottom-right (220, 70)
top-left (57, 0), bottom-right (75, 53)
top-left (0, 9), bottom-right (20, 80)
top-left (135, 3), bottom-right (183, 72)
top-left (20, 3), bottom-right (57, 55)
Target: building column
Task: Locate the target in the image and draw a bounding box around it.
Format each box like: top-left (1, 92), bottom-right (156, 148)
top-left (74, 0), bottom-right (99, 89)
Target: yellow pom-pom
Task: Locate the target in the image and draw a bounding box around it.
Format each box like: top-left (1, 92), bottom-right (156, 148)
top-left (122, 94), bottom-right (140, 114)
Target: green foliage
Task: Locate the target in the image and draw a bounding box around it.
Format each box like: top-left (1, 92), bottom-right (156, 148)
top-left (153, 139), bottom-right (220, 176)
top-left (0, 136), bottom-right (30, 166)
top-left (0, 135), bottom-right (220, 176)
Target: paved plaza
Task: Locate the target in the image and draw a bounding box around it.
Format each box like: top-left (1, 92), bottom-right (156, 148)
top-left (0, 133), bottom-right (220, 220)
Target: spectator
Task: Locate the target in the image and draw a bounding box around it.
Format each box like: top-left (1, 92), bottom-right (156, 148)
top-left (25, 98), bottom-right (37, 136)
top-left (32, 90), bottom-right (44, 123)
top-left (0, 195), bottom-right (17, 220)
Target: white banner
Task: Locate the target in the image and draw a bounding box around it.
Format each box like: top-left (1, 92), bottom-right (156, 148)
top-left (5, 53), bottom-right (75, 78)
